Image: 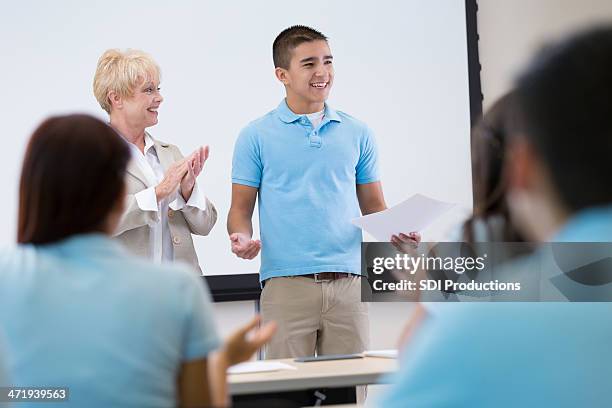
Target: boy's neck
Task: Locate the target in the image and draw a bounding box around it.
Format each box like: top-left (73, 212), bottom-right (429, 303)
top-left (285, 95), bottom-right (325, 115)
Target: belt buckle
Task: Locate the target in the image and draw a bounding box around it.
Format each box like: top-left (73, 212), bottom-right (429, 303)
top-left (313, 273), bottom-right (331, 283)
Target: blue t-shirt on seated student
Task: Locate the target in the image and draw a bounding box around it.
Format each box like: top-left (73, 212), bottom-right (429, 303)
top-left (0, 234), bottom-right (220, 408)
top-left (0, 331), bottom-right (8, 387)
top-left (232, 99), bottom-right (380, 282)
top-left (375, 206), bottom-right (612, 408)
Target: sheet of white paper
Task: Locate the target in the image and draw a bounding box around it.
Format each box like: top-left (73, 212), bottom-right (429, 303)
top-left (364, 349), bottom-right (399, 359)
top-left (227, 361), bottom-right (297, 375)
top-left (351, 193), bottom-right (455, 241)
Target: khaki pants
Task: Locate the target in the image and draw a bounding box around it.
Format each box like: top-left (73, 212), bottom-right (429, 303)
top-left (260, 275), bottom-right (370, 359)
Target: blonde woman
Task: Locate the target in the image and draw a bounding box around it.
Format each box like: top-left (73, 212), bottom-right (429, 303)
top-left (93, 49), bottom-right (216, 273)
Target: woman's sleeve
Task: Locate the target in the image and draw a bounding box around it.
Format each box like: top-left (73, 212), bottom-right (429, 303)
top-left (176, 192), bottom-right (218, 236)
top-left (170, 145), bottom-right (218, 236)
top-left (113, 185), bottom-right (160, 236)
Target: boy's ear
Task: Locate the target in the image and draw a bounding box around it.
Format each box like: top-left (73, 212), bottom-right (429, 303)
top-left (275, 67), bottom-right (290, 85)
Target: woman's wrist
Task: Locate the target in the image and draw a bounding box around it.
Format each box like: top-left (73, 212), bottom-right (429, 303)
top-left (180, 180), bottom-right (195, 201)
top-left (155, 183), bottom-right (168, 202)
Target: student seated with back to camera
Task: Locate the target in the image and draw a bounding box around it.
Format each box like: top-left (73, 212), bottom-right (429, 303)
top-left (392, 91), bottom-right (533, 346)
top-left (0, 332), bottom-right (7, 390)
top-left (376, 26), bottom-right (612, 408)
top-left (0, 114), bottom-right (276, 408)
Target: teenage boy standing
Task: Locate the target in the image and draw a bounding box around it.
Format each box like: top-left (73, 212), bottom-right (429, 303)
top-left (228, 26), bottom-right (419, 358)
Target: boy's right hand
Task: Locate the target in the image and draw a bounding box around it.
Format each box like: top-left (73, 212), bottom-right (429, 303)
top-left (230, 232), bottom-right (261, 259)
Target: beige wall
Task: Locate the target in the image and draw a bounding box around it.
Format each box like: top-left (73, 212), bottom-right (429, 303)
top-left (478, 0), bottom-right (612, 109)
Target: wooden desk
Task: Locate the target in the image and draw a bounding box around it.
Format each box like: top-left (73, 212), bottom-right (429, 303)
top-left (229, 355), bottom-right (396, 406)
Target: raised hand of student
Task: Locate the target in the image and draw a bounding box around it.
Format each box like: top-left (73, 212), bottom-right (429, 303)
top-left (155, 159), bottom-right (189, 202)
top-left (221, 315), bottom-right (277, 366)
top-left (230, 232), bottom-right (261, 259)
top-left (208, 316), bottom-right (277, 407)
top-left (180, 145), bottom-right (209, 200)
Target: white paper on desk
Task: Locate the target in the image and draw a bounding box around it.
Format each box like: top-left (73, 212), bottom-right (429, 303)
top-left (227, 361), bottom-right (297, 375)
top-left (351, 193), bottom-right (455, 241)
top-left (364, 349), bottom-right (399, 359)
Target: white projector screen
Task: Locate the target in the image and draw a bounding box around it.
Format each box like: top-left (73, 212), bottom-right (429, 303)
top-left (0, 0), bottom-right (474, 279)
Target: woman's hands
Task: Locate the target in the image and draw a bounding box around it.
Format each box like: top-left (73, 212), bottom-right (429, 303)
top-left (155, 146), bottom-right (209, 203)
top-left (155, 160), bottom-right (189, 202)
top-left (180, 146), bottom-right (209, 200)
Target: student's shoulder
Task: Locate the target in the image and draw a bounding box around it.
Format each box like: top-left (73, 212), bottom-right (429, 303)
top-left (334, 110), bottom-right (373, 134)
top-left (130, 259), bottom-right (209, 301)
top-left (0, 245), bottom-right (28, 275)
top-left (127, 257), bottom-right (201, 287)
top-left (335, 110), bottom-right (362, 123)
top-left (240, 108), bottom-right (279, 134)
top-left (116, 258), bottom-right (211, 317)
top-left (156, 262), bottom-right (212, 305)
top-left (0, 244), bottom-right (44, 270)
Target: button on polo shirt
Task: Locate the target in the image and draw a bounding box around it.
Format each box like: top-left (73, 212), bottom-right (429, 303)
top-left (232, 99), bottom-right (380, 282)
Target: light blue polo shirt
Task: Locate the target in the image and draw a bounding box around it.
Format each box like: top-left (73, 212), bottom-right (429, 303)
top-left (0, 234), bottom-right (220, 408)
top-left (0, 331), bottom-right (7, 387)
top-left (375, 206), bottom-right (612, 407)
top-left (232, 99), bottom-right (380, 282)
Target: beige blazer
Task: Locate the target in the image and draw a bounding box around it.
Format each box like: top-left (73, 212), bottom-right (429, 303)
top-left (113, 137), bottom-right (217, 274)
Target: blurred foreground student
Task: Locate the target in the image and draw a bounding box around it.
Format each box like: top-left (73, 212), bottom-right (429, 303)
top-left (0, 332), bottom-right (7, 394)
top-left (0, 115), bottom-right (275, 408)
top-left (393, 91), bottom-right (531, 345)
top-left (377, 26), bottom-right (612, 407)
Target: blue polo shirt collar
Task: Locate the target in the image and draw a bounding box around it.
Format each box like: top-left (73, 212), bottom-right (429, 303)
top-left (276, 99), bottom-right (342, 124)
top-left (323, 104), bottom-right (342, 123)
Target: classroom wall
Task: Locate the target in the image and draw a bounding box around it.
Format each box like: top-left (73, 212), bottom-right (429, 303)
top-left (213, 0), bottom-right (612, 353)
top-left (478, 0), bottom-right (612, 109)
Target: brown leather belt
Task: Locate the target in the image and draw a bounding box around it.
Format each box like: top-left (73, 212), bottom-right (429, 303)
top-left (302, 272), bottom-right (353, 282)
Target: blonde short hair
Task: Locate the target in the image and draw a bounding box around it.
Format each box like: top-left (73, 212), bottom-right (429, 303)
top-left (93, 49), bottom-right (161, 114)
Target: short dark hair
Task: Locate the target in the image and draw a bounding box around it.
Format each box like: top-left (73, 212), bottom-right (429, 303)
top-left (273, 25), bottom-right (328, 69)
top-left (18, 114), bottom-right (130, 245)
top-left (515, 26), bottom-right (612, 213)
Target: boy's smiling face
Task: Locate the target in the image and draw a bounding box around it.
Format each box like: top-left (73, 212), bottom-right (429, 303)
top-left (276, 40), bottom-right (334, 113)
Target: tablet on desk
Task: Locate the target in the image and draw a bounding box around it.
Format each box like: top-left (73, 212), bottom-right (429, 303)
top-left (294, 353), bottom-right (364, 362)
top-left (363, 349), bottom-right (399, 359)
